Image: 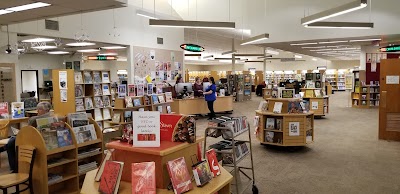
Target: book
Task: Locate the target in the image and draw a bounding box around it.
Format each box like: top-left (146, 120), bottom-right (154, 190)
top-left (166, 157), bottom-right (193, 194)
top-left (282, 89), bottom-right (294, 98)
top-left (157, 106), bottom-right (163, 113)
top-left (70, 119), bottom-right (89, 128)
top-left (206, 149), bottom-right (221, 177)
top-left (11, 102), bottom-right (24, 119)
top-left (95, 150), bottom-right (113, 181)
top-left (156, 83), bottom-right (164, 94)
top-left (276, 119), bottom-right (282, 130)
top-left (158, 95), bottom-right (165, 103)
top-left (165, 92), bottom-right (173, 102)
top-left (103, 96), bottom-right (111, 107)
top-left (94, 84), bottom-right (102, 96)
top-left (128, 84), bottom-right (136, 96)
top-left (315, 81), bottom-right (321, 88)
top-left (74, 72), bottom-right (83, 84)
top-left (56, 128), bottom-right (73, 147)
top-left (125, 96), bottom-right (133, 107)
top-left (133, 99), bottom-right (141, 106)
top-left (258, 101), bottom-right (268, 111)
top-left (152, 95), bottom-right (159, 104)
top-left (103, 109), bottom-right (111, 120)
top-left (265, 132), bottom-right (274, 142)
top-left (192, 160), bottom-right (213, 187)
top-left (76, 98), bottom-right (85, 112)
top-left (102, 71), bottom-right (110, 83)
top-left (75, 85), bottom-right (84, 98)
top-left (118, 84), bottom-right (127, 98)
top-left (112, 114), bottom-right (121, 123)
top-left (67, 112), bottom-right (88, 125)
top-left (0, 102), bottom-right (9, 119)
top-left (73, 124), bottom-right (97, 143)
top-left (93, 71), bottom-right (102, 83)
top-left (124, 111), bottom-right (132, 122)
top-left (314, 90), bottom-right (322, 97)
top-left (147, 83), bottom-right (153, 95)
top-left (43, 130), bottom-right (59, 150)
top-left (103, 84), bottom-right (111, 95)
top-left (85, 97), bottom-right (94, 109)
top-left (143, 95), bottom-right (150, 105)
top-left (94, 97), bottom-right (104, 108)
top-left (36, 117), bottom-right (58, 132)
top-left (137, 84), bottom-right (144, 96)
top-left (83, 71), bottom-right (92, 83)
top-left (98, 161), bottom-right (124, 194)
top-left (131, 162), bottom-right (156, 194)
top-left (288, 101), bottom-right (301, 113)
top-left (97, 121), bottom-right (103, 129)
top-left (94, 108), bottom-right (103, 121)
top-left (305, 73), bottom-right (313, 80)
top-left (167, 106), bottom-right (172, 113)
top-left (273, 102), bottom-right (283, 114)
top-left (266, 118), bottom-right (275, 129)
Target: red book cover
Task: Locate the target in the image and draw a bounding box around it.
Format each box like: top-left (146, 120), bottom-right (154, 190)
top-left (206, 149), bottom-right (221, 177)
top-left (99, 161), bottom-right (124, 194)
top-left (131, 162), bottom-right (156, 194)
top-left (166, 157), bottom-right (193, 194)
top-left (0, 102), bottom-right (9, 119)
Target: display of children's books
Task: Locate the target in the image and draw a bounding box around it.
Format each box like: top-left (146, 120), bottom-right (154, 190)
top-left (103, 84), bottom-right (111, 95)
top-left (83, 71), bottom-right (92, 84)
top-left (93, 71), bottom-right (102, 83)
top-left (133, 99), bottom-right (141, 107)
top-left (0, 102), bottom-right (9, 119)
top-left (74, 72), bottom-right (83, 84)
top-left (103, 96), bottom-right (111, 107)
top-left (75, 99), bottom-right (85, 111)
top-left (94, 97), bottom-right (104, 108)
top-left (72, 124), bottom-right (97, 143)
top-left (128, 84), bottom-right (135, 96)
top-left (56, 128), bottom-right (73, 147)
top-left (11, 102), bottom-right (24, 119)
top-left (75, 85), bottom-right (84, 97)
top-left (102, 71), bottom-right (110, 83)
top-left (94, 84), bottom-right (102, 96)
top-left (85, 98), bottom-right (94, 110)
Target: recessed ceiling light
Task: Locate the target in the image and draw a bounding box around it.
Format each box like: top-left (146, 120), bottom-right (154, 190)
top-left (66, 42), bottom-right (96, 47)
top-left (22, 37), bottom-right (55, 43)
top-left (302, 46), bottom-right (326, 49)
top-left (319, 40), bottom-right (349, 44)
top-left (48, 51), bottom-right (70, 55)
top-left (349, 38), bottom-right (381, 42)
top-left (31, 45), bottom-right (57, 50)
top-left (6, 2), bottom-right (51, 12)
top-left (290, 42), bottom-right (318, 46)
top-left (78, 49), bottom-right (100, 53)
top-left (101, 46), bottom-right (126, 50)
top-left (98, 53), bottom-right (118, 56)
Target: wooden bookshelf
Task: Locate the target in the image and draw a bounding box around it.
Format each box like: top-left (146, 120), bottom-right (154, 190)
top-left (352, 85), bottom-right (380, 108)
top-left (15, 118), bottom-right (103, 194)
top-left (255, 110), bottom-right (314, 146)
top-left (300, 88), bottom-right (329, 116)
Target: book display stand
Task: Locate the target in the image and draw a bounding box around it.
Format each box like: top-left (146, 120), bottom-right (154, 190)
top-left (300, 88), bottom-right (329, 116)
top-left (15, 118), bottom-right (103, 194)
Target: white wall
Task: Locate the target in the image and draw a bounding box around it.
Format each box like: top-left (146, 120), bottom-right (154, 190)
top-left (21, 71), bottom-right (38, 97)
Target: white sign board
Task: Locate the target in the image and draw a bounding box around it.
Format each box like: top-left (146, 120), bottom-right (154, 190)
top-left (386, 76), bottom-right (399, 84)
top-left (289, 122), bottom-right (300, 136)
top-left (132, 111), bottom-right (160, 147)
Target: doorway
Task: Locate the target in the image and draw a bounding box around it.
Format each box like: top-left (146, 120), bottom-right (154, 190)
top-left (21, 70), bottom-right (39, 100)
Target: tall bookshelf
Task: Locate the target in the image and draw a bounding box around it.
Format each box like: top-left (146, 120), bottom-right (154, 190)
top-left (325, 70), bottom-right (337, 91)
top-left (15, 118), bottom-right (103, 194)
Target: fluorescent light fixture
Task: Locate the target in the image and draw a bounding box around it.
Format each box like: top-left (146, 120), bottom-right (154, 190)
top-left (48, 51), bottom-right (69, 55)
top-left (66, 42), bottom-right (96, 47)
top-left (22, 37), bottom-right (55, 43)
top-left (117, 57), bottom-right (127, 62)
top-left (221, 50), bottom-right (237, 55)
top-left (326, 45), bottom-right (350, 48)
top-left (117, 70), bottom-right (128, 74)
top-left (310, 49), bottom-right (333, 52)
top-left (240, 33), bottom-right (270, 45)
top-left (312, 58), bottom-right (318, 61)
top-left (319, 40), bottom-right (349, 44)
top-left (17, 48), bottom-right (25, 52)
top-left (77, 49), bottom-right (100, 53)
top-left (101, 46), bottom-right (126, 50)
top-left (98, 53), bottom-right (118, 56)
top-left (0, 10), bottom-right (13, 15)
top-left (266, 50), bottom-right (279, 55)
top-left (305, 22), bottom-right (373, 29)
top-left (349, 38), bottom-right (381, 42)
top-left (203, 55), bottom-right (214, 59)
top-left (6, 2), bottom-right (51, 12)
top-left (294, 55), bottom-right (303, 59)
top-left (290, 42), bottom-right (318, 46)
top-left (301, 0), bottom-right (367, 25)
top-left (136, 10), bottom-right (158, 19)
top-left (302, 46), bottom-right (326, 49)
top-left (244, 61), bottom-right (264, 63)
top-left (31, 45), bottom-right (57, 50)
top-left (332, 48), bottom-right (359, 51)
top-left (149, 19), bottom-right (235, 29)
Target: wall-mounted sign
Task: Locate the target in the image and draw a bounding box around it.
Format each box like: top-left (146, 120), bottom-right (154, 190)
top-left (180, 44), bottom-right (205, 52)
top-left (380, 45), bottom-right (400, 52)
top-left (87, 56), bottom-right (117, 60)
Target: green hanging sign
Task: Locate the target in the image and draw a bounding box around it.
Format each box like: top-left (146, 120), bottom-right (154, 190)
top-left (380, 45), bottom-right (400, 52)
top-left (180, 44), bottom-right (205, 52)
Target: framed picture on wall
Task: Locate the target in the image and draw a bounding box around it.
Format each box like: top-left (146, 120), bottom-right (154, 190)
top-left (66, 62), bottom-right (72, 69)
top-left (73, 61), bottom-right (81, 71)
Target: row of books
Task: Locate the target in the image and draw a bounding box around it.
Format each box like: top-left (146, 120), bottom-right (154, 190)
top-left (265, 131), bottom-right (283, 144)
top-left (75, 71), bottom-right (110, 84)
top-left (357, 81), bottom-right (380, 86)
top-left (125, 83), bottom-right (165, 97)
top-left (94, 108), bottom-right (111, 121)
top-left (78, 148), bottom-right (101, 159)
top-left (48, 174), bottom-right (63, 185)
top-left (360, 94), bottom-right (381, 100)
top-left (0, 102), bottom-right (25, 119)
top-left (354, 100), bottom-right (380, 106)
top-left (222, 142), bottom-right (250, 164)
top-left (78, 161), bottom-right (98, 175)
top-left (208, 116), bottom-right (248, 137)
top-left (151, 93), bottom-right (173, 104)
top-left (266, 117), bottom-right (282, 130)
top-left (75, 84), bottom-right (111, 98)
top-left (36, 117), bottom-right (74, 150)
top-left (76, 96), bottom-right (112, 111)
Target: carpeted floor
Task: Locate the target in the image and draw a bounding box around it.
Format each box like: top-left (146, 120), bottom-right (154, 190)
top-left (1, 91), bottom-right (399, 194)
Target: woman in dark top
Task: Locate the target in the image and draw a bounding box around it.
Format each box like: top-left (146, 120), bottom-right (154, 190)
top-left (193, 77), bottom-right (203, 97)
top-left (203, 77), bottom-right (217, 120)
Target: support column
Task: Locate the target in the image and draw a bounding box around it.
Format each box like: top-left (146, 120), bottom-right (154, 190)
top-left (127, 45), bottom-right (135, 84)
top-left (232, 38), bottom-right (235, 72)
top-left (359, 46), bottom-right (367, 70)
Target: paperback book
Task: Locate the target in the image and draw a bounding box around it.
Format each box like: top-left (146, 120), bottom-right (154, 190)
top-left (158, 95), bottom-right (165, 103)
top-left (0, 102), bottom-right (8, 119)
top-left (99, 161), bottom-right (124, 194)
top-left (75, 85), bottom-right (84, 98)
top-left (165, 92), bottom-right (173, 102)
top-left (94, 108), bottom-right (103, 121)
top-left (94, 84), bottom-right (102, 96)
top-left (143, 95), bottom-right (150, 105)
top-left (128, 84), bottom-right (136, 96)
top-left (133, 98), bottom-right (141, 107)
top-left (266, 118), bottom-right (275, 129)
top-left (74, 72), bottom-right (83, 84)
top-left (93, 71), bottom-right (102, 83)
top-left (125, 96), bottom-right (133, 107)
top-left (103, 109), bottom-right (111, 120)
top-left (73, 124), bottom-right (97, 143)
top-left (11, 102), bottom-right (24, 119)
top-left (83, 71), bottom-right (92, 84)
top-left (265, 131), bottom-right (274, 143)
top-left (112, 113), bottom-right (121, 123)
top-left (118, 84), bottom-right (127, 98)
top-left (137, 84), bottom-right (144, 96)
top-left (276, 119), bottom-right (282, 130)
top-left (166, 157), bottom-right (193, 194)
top-left (273, 102), bottom-right (283, 114)
top-left (95, 150), bottom-right (113, 181)
top-left (103, 84), bottom-right (111, 95)
top-left (102, 71), bottom-right (110, 83)
top-left (258, 101), bottom-right (268, 111)
top-left (103, 96), bottom-right (111, 107)
top-left (192, 160), bottom-right (213, 187)
top-left (94, 97), bottom-right (104, 108)
top-left (156, 83), bottom-right (164, 94)
top-left (85, 98), bottom-right (94, 110)
top-left (56, 128), bottom-right (73, 147)
top-left (131, 162), bottom-right (156, 194)
top-left (147, 83), bottom-right (153, 95)
top-left (206, 149), bottom-right (221, 177)
top-left (288, 101), bottom-right (301, 113)
top-left (151, 95), bottom-right (159, 104)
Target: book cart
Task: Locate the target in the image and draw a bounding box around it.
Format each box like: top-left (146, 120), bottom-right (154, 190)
top-left (15, 118), bottom-right (103, 194)
top-left (203, 120), bottom-right (257, 194)
top-left (256, 98), bottom-right (314, 146)
top-left (301, 88), bottom-right (329, 117)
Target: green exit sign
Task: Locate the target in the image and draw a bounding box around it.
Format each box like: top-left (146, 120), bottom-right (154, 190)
top-left (380, 45), bottom-right (400, 52)
top-left (180, 44), bottom-right (205, 52)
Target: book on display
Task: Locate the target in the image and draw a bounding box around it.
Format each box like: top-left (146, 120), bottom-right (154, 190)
top-left (133, 98), bottom-right (141, 106)
top-left (206, 149), bottom-right (221, 177)
top-left (125, 96), bottom-right (133, 107)
top-left (94, 108), bottom-right (103, 121)
top-left (276, 119), bottom-right (282, 130)
top-left (112, 114), bottom-right (121, 123)
top-left (74, 72), bottom-right (83, 84)
top-left (265, 132), bottom-right (274, 143)
top-left (85, 98), bottom-right (94, 110)
top-left (75, 85), bottom-right (84, 98)
top-left (166, 106), bottom-right (172, 113)
top-left (137, 84), bottom-right (144, 96)
top-left (83, 71), bottom-right (92, 83)
top-left (73, 124), bottom-right (97, 144)
top-left (147, 83), bottom-right (153, 95)
top-left (103, 96), bottom-right (111, 107)
top-left (158, 95), bottom-right (165, 103)
top-left (128, 84), bottom-right (136, 96)
top-left (165, 92), bottom-right (173, 102)
top-left (288, 101), bottom-right (301, 113)
top-left (152, 95), bottom-right (159, 104)
top-left (102, 71), bottom-right (110, 83)
top-left (166, 157), bottom-right (193, 194)
top-left (273, 102), bottom-right (283, 114)
top-left (94, 97), bottom-right (104, 108)
top-left (98, 161), bottom-right (124, 194)
top-left (94, 84), bottom-right (102, 96)
top-left (103, 84), bottom-right (111, 95)
top-left (95, 150), bottom-right (113, 181)
top-left (131, 162), bottom-right (156, 194)
top-left (93, 71), bottom-right (102, 83)
top-left (11, 102), bottom-right (24, 119)
top-left (192, 160), bottom-right (213, 187)
top-left (157, 106), bottom-right (163, 113)
top-left (56, 128), bottom-right (73, 147)
top-left (266, 118), bottom-right (275, 129)
top-left (0, 102), bottom-right (8, 119)
top-left (103, 109), bottom-right (111, 120)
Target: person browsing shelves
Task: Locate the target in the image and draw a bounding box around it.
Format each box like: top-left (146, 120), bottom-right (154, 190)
top-left (203, 77), bottom-right (217, 120)
top-left (193, 77), bottom-right (203, 97)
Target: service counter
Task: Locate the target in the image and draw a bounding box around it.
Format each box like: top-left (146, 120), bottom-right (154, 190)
top-left (171, 96), bottom-right (233, 115)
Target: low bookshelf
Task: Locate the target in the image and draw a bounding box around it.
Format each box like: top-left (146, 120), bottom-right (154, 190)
top-left (300, 88), bottom-right (329, 116)
top-left (352, 85), bottom-right (380, 108)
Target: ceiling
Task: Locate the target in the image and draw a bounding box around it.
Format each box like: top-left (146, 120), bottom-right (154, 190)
top-left (0, 0), bottom-right (127, 25)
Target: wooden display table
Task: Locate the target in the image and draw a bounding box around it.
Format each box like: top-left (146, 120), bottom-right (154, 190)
top-left (255, 110), bottom-right (314, 146)
top-left (106, 137), bottom-right (204, 189)
top-left (81, 167), bottom-right (233, 194)
top-left (302, 96), bottom-right (329, 116)
top-left (171, 96), bottom-right (233, 115)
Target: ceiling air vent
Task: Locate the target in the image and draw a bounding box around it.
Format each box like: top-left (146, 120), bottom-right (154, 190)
top-left (45, 20), bottom-right (59, 31)
top-left (157, 37), bottom-right (163, 45)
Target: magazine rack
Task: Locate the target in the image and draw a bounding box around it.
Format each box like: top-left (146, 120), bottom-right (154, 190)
top-left (203, 122), bottom-right (257, 194)
top-left (15, 118), bottom-right (103, 194)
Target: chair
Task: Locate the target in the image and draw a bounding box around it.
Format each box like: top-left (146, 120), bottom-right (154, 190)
top-left (0, 145), bottom-right (36, 194)
top-left (0, 120), bottom-right (10, 139)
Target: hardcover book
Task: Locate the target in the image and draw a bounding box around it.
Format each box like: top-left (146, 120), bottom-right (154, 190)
top-left (95, 150), bottom-right (113, 181)
top-left (152, 95), bottom-right (159, 104)
top-left (131, 162), bottom-right (156, 194)
top-left (305, 90), bottom-right (314, 98)
top-left (83, 71), bottom-right (92, 84)
top-left (93, 71), bottom-right (102, 83)
top-left (266, 118), bottom-right (275, 129)
top-left (137, 84), bottom-right (144, 96)
top-left (147, 83), bottom-right (153, 95)
top-left (102, 71), bottom-right (110, 83)
top-left (103, 96), bottom-right (111, 107)
top-left (103, 84), bottom-right (111, 95)
top-left (0, 102), bottom-right (9, 119)
top-left (128, 84), bottom-right (136, 96)
top-left (206, 149), bottom-right (221, 177)
top-left (272, 102), bottom-right (283, 114)
top-left (166, 157), bottom-right (193, 194)
top-left (125, 96), bottom-right (133, 107)
top-left (75, 85), bottom-right (84, 98)
top-left (192, 160), bottom-right (213, 187)
top-left (265, 131), bottom-right (274, 142)
top-left (99, 161), bottom-right (124, 194)
top-left (56, 128), bottom-right (73, 147)
top-left (133, 99), bottom-right (141, 107)
top-left (94, 84), bottom-right (102, 96)
top-left (11, 102), bottom-right (24, 119)
top-left (74, 72), bottom-right (83, 84)
top-left (85, 97), bottom-right (94, 110)
top-left (165, 92), bottom-right (173, 102)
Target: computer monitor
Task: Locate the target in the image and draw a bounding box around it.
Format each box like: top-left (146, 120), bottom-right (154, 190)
top-left (176, 83), bottom-right (193, 93)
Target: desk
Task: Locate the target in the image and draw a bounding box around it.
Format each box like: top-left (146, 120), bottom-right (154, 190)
top-left (171, 96), bottom-right (233, 115)
top-left (81, 167), bottom-right (233, 194)
top-left (106, 137), bottom-right (204, 189)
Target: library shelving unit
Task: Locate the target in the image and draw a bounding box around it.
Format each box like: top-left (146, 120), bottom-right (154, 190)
top-left (228, 74), bottom-right (247, 102)
top-left (15, 118), bottom-right (103, 194)
top-left (52, 69), bottom-right (112, 130)
top-left (352, 85), bottom-right (380, 108)
top-left (337, 72), bottom-right (346, 91)
top-left (325, 71), bottom-right (338, 91)
top-left (243, 74), bottom-right (252, 100)
top-left (150, 93), bottom-right (173, 113)
top-left (301, 88), bottom-right (329, 117)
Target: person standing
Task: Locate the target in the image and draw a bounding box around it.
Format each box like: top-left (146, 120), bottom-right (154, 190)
top-left (203, 77), bottom-right (217, 120)
top-left (193, 77), bottom-right (203, 97)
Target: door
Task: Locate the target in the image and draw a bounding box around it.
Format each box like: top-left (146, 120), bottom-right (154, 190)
top-left (21, 70), bottom-right (39, 99)
top-left (379, 59), bottom-right (400, 140)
